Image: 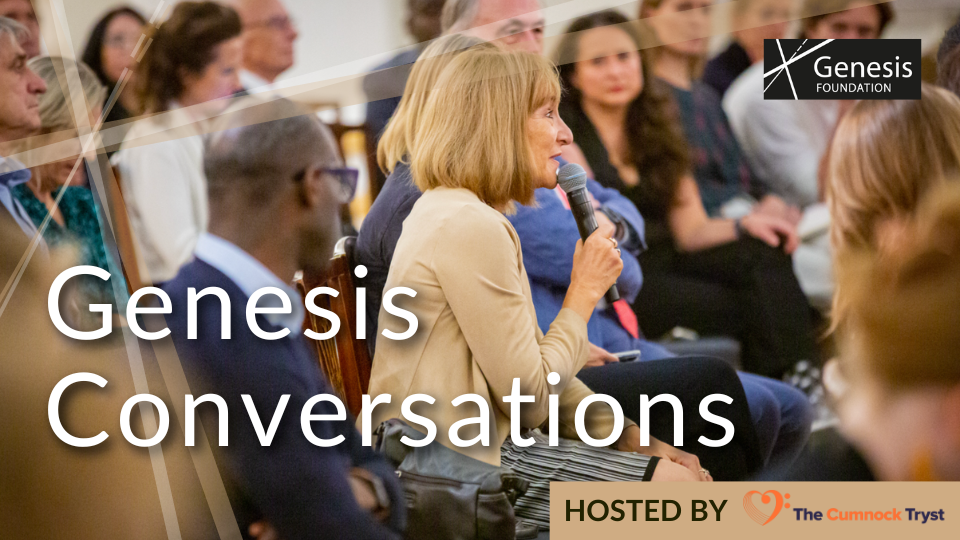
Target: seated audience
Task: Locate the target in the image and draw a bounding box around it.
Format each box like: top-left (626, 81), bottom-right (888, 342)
top-left (113, 1), bottom-right (243, 284)
top-left (639, 1), bottom-right (796, 222)
top-left (555, 11), bottom-right (818, 379)
top-left (724, 0), bottom-right (894, 208)
top-left (938, 18), bottom-right (960, 96)
top-left (646, 0), bottom-right (851, 307)
top-left (834, 182), bottom-right (960, 481)
top-left (368, 47), bottom-right (706, 486)
top-left (81, 6), bottom-right (146, 126)
top-left (702, 0), bottom-right (793, 98)
top-left (13, 56), bottom-right (126, 308)
top-left (0, 16), bottom-right (46, 241)
top-left (162, 98), bottom-right (404, 539)
top-left (229, 0), bottom-right (298, 92)
top-left (0, 0), bottom-right (38, 58)
top-left (360, 35), bottom-right (766, 479)
top-left (509, 175), bottom-right (811, 469)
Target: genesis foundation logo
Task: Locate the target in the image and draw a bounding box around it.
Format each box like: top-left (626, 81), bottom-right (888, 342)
top-left (763, 39), bottom-right (920, 100)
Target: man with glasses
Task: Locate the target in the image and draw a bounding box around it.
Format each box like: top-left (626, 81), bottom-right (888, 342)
top-left (230, 0), bottom-right (299, 91)
top-left (442, 0), bottom-right (544, 52)
top-left (161, 98), bottom-right (390, 540)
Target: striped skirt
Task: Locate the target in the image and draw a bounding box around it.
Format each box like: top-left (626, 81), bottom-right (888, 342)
top-left (500, 430), bottom-right (659, 529)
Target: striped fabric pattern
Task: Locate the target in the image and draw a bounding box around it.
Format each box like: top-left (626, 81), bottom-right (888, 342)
top-left (500, 430), bottom-right (659, 529)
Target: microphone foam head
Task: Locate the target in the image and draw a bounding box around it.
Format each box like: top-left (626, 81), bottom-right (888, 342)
top-left (557, 163), bottom-right (588, 194)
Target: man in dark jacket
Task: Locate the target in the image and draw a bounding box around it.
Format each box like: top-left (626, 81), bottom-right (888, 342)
top-left (162, 98), bottom-right (404, 540)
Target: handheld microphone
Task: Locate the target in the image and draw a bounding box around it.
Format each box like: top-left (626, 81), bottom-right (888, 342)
top-left (556, 163), bottom-right (620, 304)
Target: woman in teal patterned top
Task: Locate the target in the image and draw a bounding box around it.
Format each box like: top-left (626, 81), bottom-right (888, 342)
top-left (15, 56), bottom-right (127, 309)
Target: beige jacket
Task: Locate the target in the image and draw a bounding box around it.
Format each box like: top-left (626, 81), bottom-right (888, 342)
top-left (368, 187), bottom-right (626, 465)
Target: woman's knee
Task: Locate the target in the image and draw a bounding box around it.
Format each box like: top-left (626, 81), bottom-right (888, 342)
top-left (738, 375), bottom-right (782, 428)
top-left (684, 356), bottom-right (741, 389)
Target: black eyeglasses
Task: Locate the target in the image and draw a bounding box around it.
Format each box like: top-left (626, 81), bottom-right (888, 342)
top-left (293, 166), bottom-right (359, 204)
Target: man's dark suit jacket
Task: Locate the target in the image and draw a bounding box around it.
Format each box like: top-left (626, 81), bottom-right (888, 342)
top-left (162, 259), bottom-right (404, 539)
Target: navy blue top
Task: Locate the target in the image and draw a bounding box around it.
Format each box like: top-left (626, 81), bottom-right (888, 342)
top-left (702, 40), bottom-right (753, 99)
top-left (355, 162), bottom-right (420, 353)
top-left (162, 260), bottom-right (404, 540)
top-left (508, 182), bottom-right (649, 354)
top-left (667, 80), bottom-right (766, 216)
top-left (363, 48), bottom-right (423, 146)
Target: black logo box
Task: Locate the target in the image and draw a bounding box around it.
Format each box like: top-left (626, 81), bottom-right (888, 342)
top-left (763, 39), bottom-right (920, 100)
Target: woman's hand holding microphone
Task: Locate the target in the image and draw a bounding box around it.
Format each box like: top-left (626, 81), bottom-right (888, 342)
top-left (563, 221), bottom-right (623, 324)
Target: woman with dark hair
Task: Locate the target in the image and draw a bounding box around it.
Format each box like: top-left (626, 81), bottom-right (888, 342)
top-left (113, 1), bottom-right (243, 284)
top-left (555, 8), bottom-right (817, 468)
top-left (81, 6), bottom-right (146, 125)
top-left (638, 0), bottom-right (797, 223)
top-left (556, 11), bottom-right (818, 377)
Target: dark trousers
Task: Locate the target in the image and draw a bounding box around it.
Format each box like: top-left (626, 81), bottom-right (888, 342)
top-left (635, 236), bottom-right (819, 378)
top-left (577, 356), bottom-right (763, 480)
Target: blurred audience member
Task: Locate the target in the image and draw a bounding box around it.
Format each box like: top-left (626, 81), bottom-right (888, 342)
top-left (0, 16), bottom-right (46, 240)
top-left (556, 11), bottom-right (817, 379)
top-left (81, 6), bottom-right (146, 125)
top-left (13, 56), bottom-right (126, 308)
top-left (827, 84), bottom-right (960, 328)
top-left (835, 182), bottom-right (960, 481)
top-left (0, 220), bottom-right (215, 540)
top-left (724, 0), bottom-right (894, 208)
top-left (443, 0), bottom-right (544, 52)
top-left (640, 0), bottom-right (797, 223)
top-left (0, 0), bottom-right (38, 58)
top-left (230, 0), bottom-right (298, 92)
top-left (164, 97), bottom-right (403, 539)
top-left (114, 2), bottom-right (242, 284)
top-left (364, 0), bottom-right (445, 146)
top-left (702, 0), bottom-right (793, 97)
top-left (369, 46), bottom-right (708, 486)
top-left (938, 18), bottom-right (960, 96)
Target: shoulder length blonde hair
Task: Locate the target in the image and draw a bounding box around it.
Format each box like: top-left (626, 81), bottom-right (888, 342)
top-left (827, 83), bottom-right (960, 328)
top-left (377, 34), bottom-right (494, 173)
top-left (836, 182), bottom-right (960, 388)
top-left (828, 84), bottom-right (960, 255)
top-left (411, 48), bottom-right (561, 208)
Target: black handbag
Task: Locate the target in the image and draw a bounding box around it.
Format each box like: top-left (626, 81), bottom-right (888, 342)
top-left (374, 419), bottom-right (532, 540)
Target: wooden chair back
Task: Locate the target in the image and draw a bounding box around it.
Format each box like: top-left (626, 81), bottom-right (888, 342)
top-left (296, 236), bottom-right (372, 416)
top-left (105, 165), bottom-right (146, 293)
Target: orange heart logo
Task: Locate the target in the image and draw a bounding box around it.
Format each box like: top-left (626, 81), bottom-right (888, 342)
top-left (743, 490), bottom-right (787, 525)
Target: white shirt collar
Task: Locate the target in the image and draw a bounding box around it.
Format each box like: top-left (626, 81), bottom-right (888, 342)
top-left (194, 233), bottom-right (305, 336)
